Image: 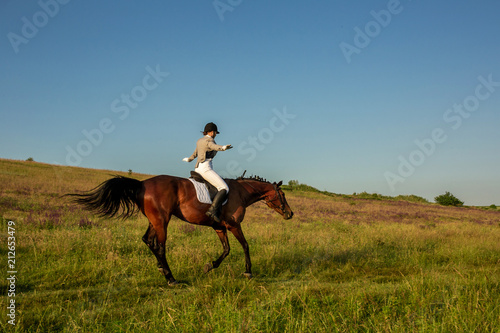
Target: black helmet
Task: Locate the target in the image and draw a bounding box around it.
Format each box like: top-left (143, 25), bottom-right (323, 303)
top-left (204, 122), bottom-right (219, 134)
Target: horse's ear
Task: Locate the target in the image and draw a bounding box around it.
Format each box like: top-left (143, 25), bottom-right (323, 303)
top-left (276, 181), bottom-right (283, 187)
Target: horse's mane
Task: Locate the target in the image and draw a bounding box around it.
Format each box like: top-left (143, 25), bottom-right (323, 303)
top-left (237, 175), bottom-right (269, 183)
top-left (236, 171), bottom-right (271, 183)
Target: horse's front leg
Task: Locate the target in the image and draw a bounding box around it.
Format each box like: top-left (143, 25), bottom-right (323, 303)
top-left (204, 226), bottom-right (230, 273)
top-left (230, 226), bottom-right (252, 279)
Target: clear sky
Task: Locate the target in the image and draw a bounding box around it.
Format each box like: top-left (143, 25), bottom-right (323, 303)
top-left (1, 0), bottom-right (499, 206)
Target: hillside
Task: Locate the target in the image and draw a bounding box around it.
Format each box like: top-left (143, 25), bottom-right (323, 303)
top-left (1, 158), bottom-right (500, 332)
top-left (1, 158), bottom-right (498, 227)
top-left (0, 158), bottom-right (149, 226)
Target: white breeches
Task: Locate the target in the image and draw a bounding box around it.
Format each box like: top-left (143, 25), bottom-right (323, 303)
top-left (195, 159), bottom-right (229, 192)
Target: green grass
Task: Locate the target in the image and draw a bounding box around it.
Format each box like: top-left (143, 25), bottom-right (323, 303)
top-left (1, 158), bottom-right (500, 332)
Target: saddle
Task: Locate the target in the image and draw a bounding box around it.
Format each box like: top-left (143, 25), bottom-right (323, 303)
top-left (189, 171), bottom-right (219, 202)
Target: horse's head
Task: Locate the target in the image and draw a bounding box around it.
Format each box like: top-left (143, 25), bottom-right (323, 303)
top-left (263, 181), bottom-right (294, 220)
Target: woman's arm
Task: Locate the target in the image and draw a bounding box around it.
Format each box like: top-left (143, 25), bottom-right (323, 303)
top-left (206, 137), bottom-right (231, 151)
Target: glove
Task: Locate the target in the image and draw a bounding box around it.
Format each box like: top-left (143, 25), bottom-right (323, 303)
top-left (182, 157), bottom-right (190, 162)
top-left (223, 145), bottom-right (233, 150)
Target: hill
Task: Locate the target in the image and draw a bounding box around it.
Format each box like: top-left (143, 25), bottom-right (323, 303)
top-left (1, 158), bottom-right (498, 229)
top-left (1, 158), bottom-right (499, 332)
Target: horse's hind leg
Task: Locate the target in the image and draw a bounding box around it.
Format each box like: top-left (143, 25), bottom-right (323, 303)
top-left (204, 226), bottom-right (230, 274)
top-left (142, 224), bottom-right (162, 270)
top-left (142, 221), bottom-right (177, 285)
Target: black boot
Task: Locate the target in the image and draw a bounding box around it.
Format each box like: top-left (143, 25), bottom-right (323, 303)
top-left (206, 189), bottom-right (227, 223)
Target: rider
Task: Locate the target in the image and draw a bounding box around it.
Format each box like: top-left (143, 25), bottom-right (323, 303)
top-left (183, 122), bottom-right (232, 222)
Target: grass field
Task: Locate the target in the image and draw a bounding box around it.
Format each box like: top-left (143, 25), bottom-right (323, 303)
top-left (1, 158), bottom-right (500, 332)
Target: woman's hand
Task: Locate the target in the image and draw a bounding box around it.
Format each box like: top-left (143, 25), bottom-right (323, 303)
top-left (223, 145), bottom-right (233, 150)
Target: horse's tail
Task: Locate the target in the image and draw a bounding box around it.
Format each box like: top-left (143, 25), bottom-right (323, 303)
top-left (69, 176), bottom-right (144, 219)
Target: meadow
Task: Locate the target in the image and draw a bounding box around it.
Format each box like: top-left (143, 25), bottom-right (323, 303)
top-left (1, 158), bottom-right (500, 332)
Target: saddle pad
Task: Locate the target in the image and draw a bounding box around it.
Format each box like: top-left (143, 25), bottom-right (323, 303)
top-left (188, 178), bottom-right (212, 204)
top-left (188, 178), bottom-right (228, 205)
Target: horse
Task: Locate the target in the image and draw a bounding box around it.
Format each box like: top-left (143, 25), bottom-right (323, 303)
top-left (70, 173), bottom-right (293, 285)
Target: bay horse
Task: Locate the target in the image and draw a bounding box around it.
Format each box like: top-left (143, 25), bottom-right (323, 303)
top-left (70, 173), bottom-right (293, 285)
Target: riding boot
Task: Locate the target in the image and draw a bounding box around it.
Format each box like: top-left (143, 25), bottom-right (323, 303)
top-left (206, 189), bottom-right (227, 223)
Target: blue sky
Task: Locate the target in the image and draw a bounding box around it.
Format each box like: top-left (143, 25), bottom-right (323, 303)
top-left (1, 0), bottom-right (499, 205)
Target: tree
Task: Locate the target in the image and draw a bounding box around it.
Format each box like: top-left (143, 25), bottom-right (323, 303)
top-left (434, 191), bottom-right (463, 207)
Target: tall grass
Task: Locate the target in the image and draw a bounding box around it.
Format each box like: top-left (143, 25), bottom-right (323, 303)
top-left (1, 158), bottom-right (500, 332)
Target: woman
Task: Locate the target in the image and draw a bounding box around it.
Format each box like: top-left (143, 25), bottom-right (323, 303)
top-left (183, 122), bottom-right (232, 222)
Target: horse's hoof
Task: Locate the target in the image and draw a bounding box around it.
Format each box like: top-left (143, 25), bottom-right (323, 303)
top-left (204, 263), bottom-right (213, 273)
top-left (242, 272), bottom-right (253, 279)
top-left (168, 280), bottom-right (179, 286)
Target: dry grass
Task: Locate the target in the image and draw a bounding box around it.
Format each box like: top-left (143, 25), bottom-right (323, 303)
top-left (1, 158), bottom-right (500, 332)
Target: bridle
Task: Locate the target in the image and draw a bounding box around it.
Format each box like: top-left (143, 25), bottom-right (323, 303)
top-left (244, 180), bottom-right (287, 213)
top-left (264, 183), bottom-right (287, 213)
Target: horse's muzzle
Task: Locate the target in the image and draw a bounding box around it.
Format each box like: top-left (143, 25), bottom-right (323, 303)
top-left (284, 211), bottom-right (294, 220)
